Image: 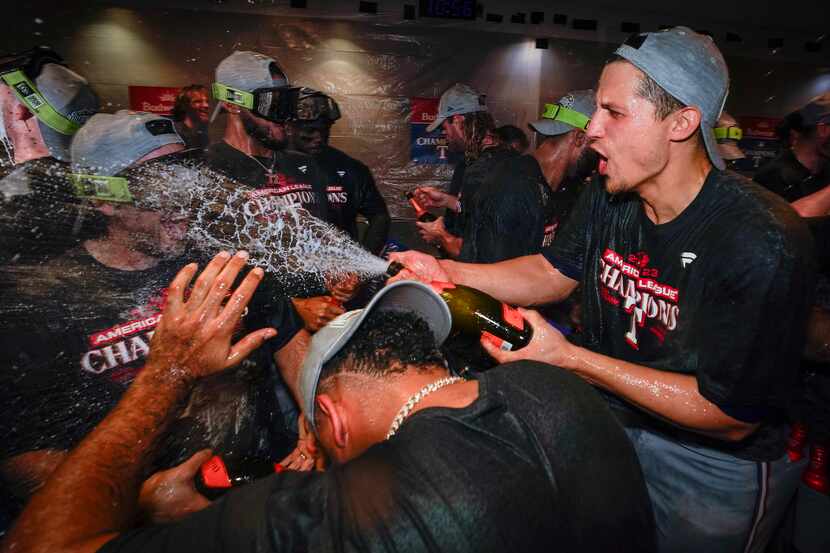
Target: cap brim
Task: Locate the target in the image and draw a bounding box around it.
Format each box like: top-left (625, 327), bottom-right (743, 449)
top-left (299, 280), bottom-right (453, 430)
top-left (528, 119), bottom-right (572, 137)
top-left (426, 116), bottom-right (446, 134)
top-left (702, 127), bottom-right (726, 170)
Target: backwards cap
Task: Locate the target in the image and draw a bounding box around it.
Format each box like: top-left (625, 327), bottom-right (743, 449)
top-left (615, 26), bottom-right (729, 170)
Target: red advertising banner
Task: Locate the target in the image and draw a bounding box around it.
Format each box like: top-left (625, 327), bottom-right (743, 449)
top-left (410, 97), bottom-right (449, 164)
top-left (128, 86), bottom-right (181, 116)
top-left (738, 116), bottom-right (782, 140)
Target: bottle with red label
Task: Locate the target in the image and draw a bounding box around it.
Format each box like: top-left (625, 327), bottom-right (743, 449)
top-left (432, 281), bottom-right (533, 351)
top-left (405, 191), bottom-right (438, 222)
top-left (194, 455), bottom-right (282, 500)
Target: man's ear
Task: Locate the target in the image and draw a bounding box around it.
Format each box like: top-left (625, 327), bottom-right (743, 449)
top-left (573, 129), bottom-right (588, 147)
top-left (316, 394), bottom-right (348, 449)
top-left (668, 106), bottom-right (702, 142)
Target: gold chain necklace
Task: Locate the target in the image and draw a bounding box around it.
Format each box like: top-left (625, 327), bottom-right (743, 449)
top-left (385, 376), bottom-right (462, 440)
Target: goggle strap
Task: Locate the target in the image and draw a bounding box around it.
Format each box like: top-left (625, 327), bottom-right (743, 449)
top-left (70, 174), bottom-right (134, 203)
top-left (714, 126), bottom-right (743, 140)
top-left (1, 69), bottom-right (80, 135)
top-left (212, 82), bottom-right (255, 110)
top-left (541, 103), bottom-right (590, 130)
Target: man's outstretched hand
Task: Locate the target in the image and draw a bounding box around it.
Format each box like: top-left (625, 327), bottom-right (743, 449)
top-left (146, 250), bottom-right (277, 384)
top-left (388, 251), bottom-right (451, 284)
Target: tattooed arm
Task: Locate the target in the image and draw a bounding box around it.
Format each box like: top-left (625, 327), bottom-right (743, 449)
top-left (1, 251), bottom-right (276, 553)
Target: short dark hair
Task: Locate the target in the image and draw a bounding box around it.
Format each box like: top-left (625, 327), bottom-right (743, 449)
top-left (495, 125), bottom-right (529, 150)
top-left (172, 84), bottom-right (209, 121)
top-left (318, 311), bottom-right (446, 387)
top-left (775, 111), bottom-right (817, 145)
top-left (608, 55), bottom-right (684, 120)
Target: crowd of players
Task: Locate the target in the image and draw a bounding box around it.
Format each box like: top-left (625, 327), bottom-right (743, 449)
top-left (0, 24), bottom-right (828, 553)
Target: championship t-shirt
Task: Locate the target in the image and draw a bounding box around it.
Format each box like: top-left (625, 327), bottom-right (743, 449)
top-left (0, 247), bottom-right (301, 466)
top-left (99, 362), bottom-right (655, 553)
top-left (314, 145), bottom-right (390, 255)
top-left (460, 154), bottom-right (557, 263)
top-left (544, 170), bottom-right (816, 461)
top-left (206, 142), bottom-right (329, 221)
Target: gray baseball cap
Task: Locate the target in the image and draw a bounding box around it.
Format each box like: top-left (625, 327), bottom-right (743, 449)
top-left (34, 63), bottom-right (99, 162)
top-left (70, 111), bottom-right (184, 176)
top-left (426, 83), bottom-right (487, 133)
top-left (299, 280), bottom-right (452, 431)
top-left (615, 26), bottom-right (729, 170)
top-left (529, 89), bottom-right (596, 136)
top-left (795, 92), bottom-right (830, 127)
top-left (215, 50), bottom-right (288, 93)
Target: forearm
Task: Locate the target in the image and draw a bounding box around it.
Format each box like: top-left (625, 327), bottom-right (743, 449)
top-left (441, 254), bottom-right (575, 306)
top-left (3, 367), bottom-right (189, 553)
top-left (439, 233), bottom-right (463, 258)
top-left (561, 345), bottom-right (758, 441)
top-left (0, 450), bottom-right (67, 501)
top-left (792, 184), bottom-right (830, 217)
top-left (274, 329), bottom-right (312, 407)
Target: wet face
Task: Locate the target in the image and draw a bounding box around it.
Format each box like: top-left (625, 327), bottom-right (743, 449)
top-left (442, 115), bottom-right (466, 152)
top-left (241, 109), bottom-right (286, 150)
top-left (110, 204), bottom-right (189, 258)
top-left (587, 62), bottom-right (674, 195)
top-left (186, 90), bottom-right (210, 124)
top-left (290, 123), bottom-right (329, 155)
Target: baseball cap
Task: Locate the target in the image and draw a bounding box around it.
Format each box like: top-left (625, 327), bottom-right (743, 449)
top-left (212, 50), bottom-right (288, 122)
top-left (714, 112), bottom-right (745, 161)
top-left (70, 111), bottom-right (184, 177)
top-left (299, 280), bottom-right (453, 430)
top-left (426, 83), bottom-right (487, 133)
top-left (615, 26), bottom-right (729, 170)
top-left (529, 89), bottom-right (596, 136)
top-left (795, 92), bottom-right (830, 127)
top-left (0, 47), bottom-right (99, 162)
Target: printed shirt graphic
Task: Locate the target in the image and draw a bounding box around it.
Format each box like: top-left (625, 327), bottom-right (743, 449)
top-left (0, 249), bottom-right (185, 458)
top-left (206, 143), bottom-right (329, 221)
top-left (314, 145), bottom-right (388, 241)
top-left (543, 170), bottom-right (816, 461)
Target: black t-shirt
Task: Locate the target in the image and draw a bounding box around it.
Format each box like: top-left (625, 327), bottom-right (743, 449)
top-left (99, 361), bottom-right (655, 553)
top-left (314, 145), bottom-right (389, 254)
top-left (0, 158), bottom-right (83, 264)
top-left (460, 154), bottom-right (557, 263)
top-left (754, 149), bottom-right (830, 203)
top-left (452, 146), bottom-right (517, 255)
top-left (443, 159), bottom-right (466, 237)
top-left (206, 142), bottom-right (329, 222)
top-left (544, 170), bottom-right (816, 461)
top-left (0, 248), bottom-right (301, 467)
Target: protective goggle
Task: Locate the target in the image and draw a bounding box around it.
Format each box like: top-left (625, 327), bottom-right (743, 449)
top-left (70, 174), bottom-right (134, 203)
top-left (292, 88), bottom-right (341, 123)
top-left (541, 103), bottom-right (591, 131)
top-left (212, 82), bottom-right (295, 123)
top-left (0, 47), bottom-right (82, 135)
top-left (714, 126), bottom-right (743, 141)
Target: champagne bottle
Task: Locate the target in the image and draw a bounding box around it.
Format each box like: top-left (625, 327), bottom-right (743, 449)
top-left (386, 261), bottom-right (405, 277)
top-left (433, 282), bottom-right (532, 351)
top-left (405, 191), bottom-right (438, 222)
top-left (195, 455), bottom-right (281, 500)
